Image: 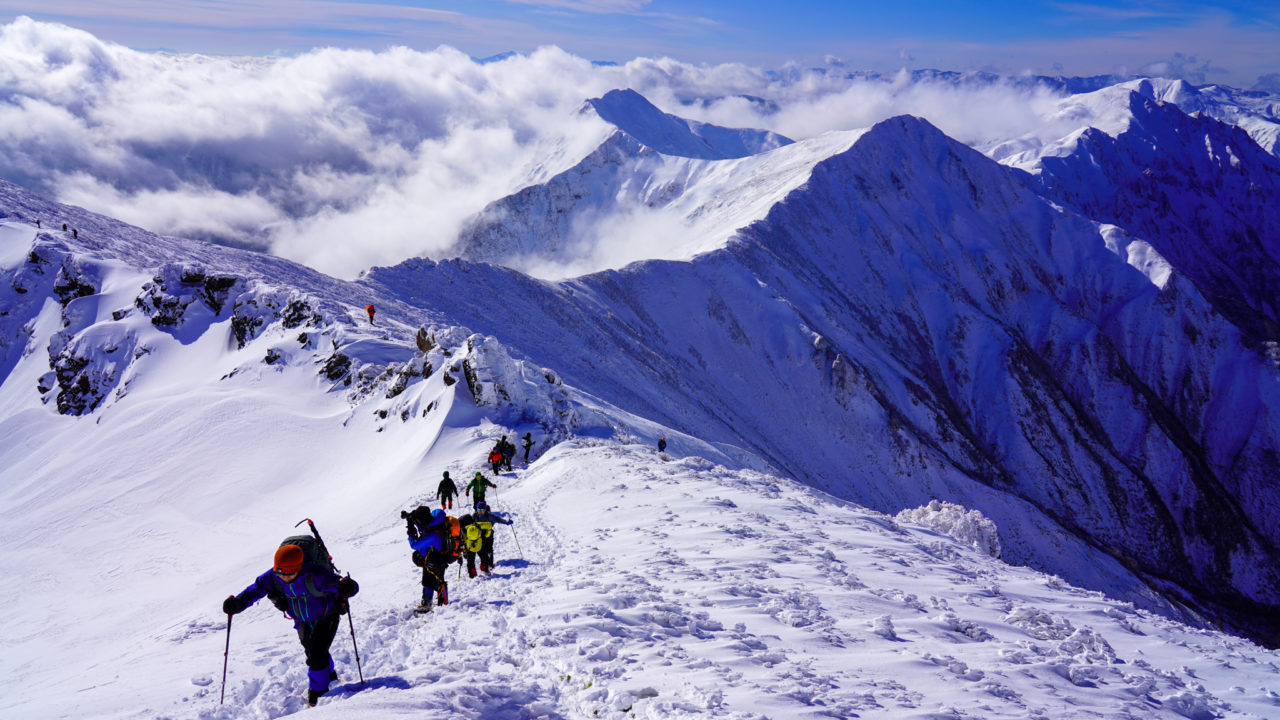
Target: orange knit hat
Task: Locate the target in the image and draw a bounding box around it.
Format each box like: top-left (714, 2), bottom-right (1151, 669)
top-left (274, 544), bottom-right (305, 574)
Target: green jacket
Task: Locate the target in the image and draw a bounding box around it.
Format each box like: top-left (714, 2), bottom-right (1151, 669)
top-left (466, 475), bottom-right (496, 497)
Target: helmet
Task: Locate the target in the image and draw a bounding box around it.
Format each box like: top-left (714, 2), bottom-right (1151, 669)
top-left (430, 509), bottom-right (445, 525)
top-left (442, 471), bottom-right (450, 479)
top-left (475, 501), bottom-right (489, 511)
top-left (475, 471), bottom-right (483, 478)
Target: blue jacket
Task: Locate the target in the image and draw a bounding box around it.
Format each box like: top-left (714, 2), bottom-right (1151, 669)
top-left (409, 516), bottom-right (454, 558)
top-left (234, 566), bottom-right (343, 625)
top-left (410, 530), bottom-right (445, 555)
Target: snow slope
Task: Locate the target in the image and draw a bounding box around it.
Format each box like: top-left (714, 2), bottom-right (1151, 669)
top-left (3, 282), bottom-right (1279, 719)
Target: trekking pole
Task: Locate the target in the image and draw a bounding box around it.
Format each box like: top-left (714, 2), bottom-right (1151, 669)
top-left (509, 523), bottom-right (525, 560)
top-left (345, 603), bottom-right (366, 685)
top-left (220, 614), bottom-right (232, 705)
top-left (296, 518), bottom-right (366, 686)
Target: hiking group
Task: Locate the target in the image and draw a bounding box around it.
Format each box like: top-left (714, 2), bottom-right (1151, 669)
top-left (406, 466), bottom-right (515, 609)
top-left (219, 434), bottom-right (530, 708)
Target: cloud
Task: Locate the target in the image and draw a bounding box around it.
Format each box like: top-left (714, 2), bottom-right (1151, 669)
top-left (1138, 52), bottom-right (1227, 84)
top-left (1254, 72), bottom-right (1280, 93)
top-left (0, 17), bottom-right (1093, 280)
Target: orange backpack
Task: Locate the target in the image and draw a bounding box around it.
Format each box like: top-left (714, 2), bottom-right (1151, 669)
top-left (445, 516), bottom-right (462, 559)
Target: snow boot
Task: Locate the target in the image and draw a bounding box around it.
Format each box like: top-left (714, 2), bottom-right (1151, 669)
top-left (307, 688), bottom-right (327, 707)
top-left (468, 567), bottom-right (477, 578)
top-left (438, 582), bottom-right (449, 606)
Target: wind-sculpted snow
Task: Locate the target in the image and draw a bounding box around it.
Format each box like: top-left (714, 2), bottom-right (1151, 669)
top-left (13, 432), bottom-right (1280, 718)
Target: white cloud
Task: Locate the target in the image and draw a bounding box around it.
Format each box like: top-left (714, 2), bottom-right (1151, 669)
top-left (0, 17), bottom-right (1085, 279)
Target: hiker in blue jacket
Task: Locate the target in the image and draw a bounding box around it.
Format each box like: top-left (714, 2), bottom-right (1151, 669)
top-left (222, 543), bottom-right (359, 706)
top-left (470, 501), bottom-right (512, 575)
top-left (403, 507), bottom-right (455, 613)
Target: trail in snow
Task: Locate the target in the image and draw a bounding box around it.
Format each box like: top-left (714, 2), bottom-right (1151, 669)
top-left (188, 439), bottom-right (1280, 720)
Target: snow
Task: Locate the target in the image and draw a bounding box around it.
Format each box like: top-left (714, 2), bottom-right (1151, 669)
top-left (453, 123), bottom-right (862, 279)
top-left (1, 65), bottom-right (1280, 720)
top-left (7, 390), bottom-right (1280, 719)
top-left (0, 208), bottom-right (1278, 720)
top-left (0, 221), bottom-right (34, 268)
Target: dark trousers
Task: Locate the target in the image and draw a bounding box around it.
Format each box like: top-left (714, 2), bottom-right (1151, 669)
top-left (439, 494), bottom-right (454, 509)
top-left (420, 555), bottom-right (450, 605)
top-left (480, 536), bottom-right (497, 570)
top-left (297, 612), bottom-right (340, 691)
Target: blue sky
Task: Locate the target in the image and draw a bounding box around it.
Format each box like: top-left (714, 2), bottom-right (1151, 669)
top-left (1, 1), bottom-right (1277, 86)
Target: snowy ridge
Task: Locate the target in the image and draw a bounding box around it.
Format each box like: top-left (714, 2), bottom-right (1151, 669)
top-left (371, 111), bottom-right (1280, 645)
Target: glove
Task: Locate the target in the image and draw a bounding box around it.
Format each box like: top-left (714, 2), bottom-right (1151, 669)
top-left (338, 576), bottom-right (359, 598)
top-left (222, 595), bottom-right (243, 615)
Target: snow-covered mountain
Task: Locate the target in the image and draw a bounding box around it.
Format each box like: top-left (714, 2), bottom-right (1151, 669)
top-left (4, 198), bottom-right (1280, 719)
top-left (420, 88), bottom-right (1280, 644)
top-left (3, 75), bottom-right (1280, 719)
top-left (454, 88), bottom-right (806, 276)
top-left (999, 79), bottom-right (1280, 345)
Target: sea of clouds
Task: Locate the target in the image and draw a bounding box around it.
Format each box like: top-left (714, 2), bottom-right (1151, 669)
top-left (0, 16), bottom-right (1085, 278)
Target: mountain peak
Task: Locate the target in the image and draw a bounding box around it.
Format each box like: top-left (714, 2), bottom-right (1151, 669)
top-left (584, 88), bottom-right (792, 159)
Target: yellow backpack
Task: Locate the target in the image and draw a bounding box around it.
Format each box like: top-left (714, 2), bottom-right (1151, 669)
top-left (463, 522), bottom-right (484, 553)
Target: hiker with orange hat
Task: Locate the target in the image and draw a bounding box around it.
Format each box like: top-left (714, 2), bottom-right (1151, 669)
top-left (365, 304), bottom-right (376, 325)
top-left (222, 542), bottom-right (359, 706)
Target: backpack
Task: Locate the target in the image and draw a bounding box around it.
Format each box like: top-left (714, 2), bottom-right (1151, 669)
top-left (463, 522), bottom-right (484, 553)
top-left (280, 534), bottom-right (335, 574)
top-left (276, 535), bottom-right (338, 601)
top-left (445, 516), bottom-right (462, 559)
top-left (407, 507), bottom-right (443, 565)
top-left (407, 506), bottom-right (434, 535)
